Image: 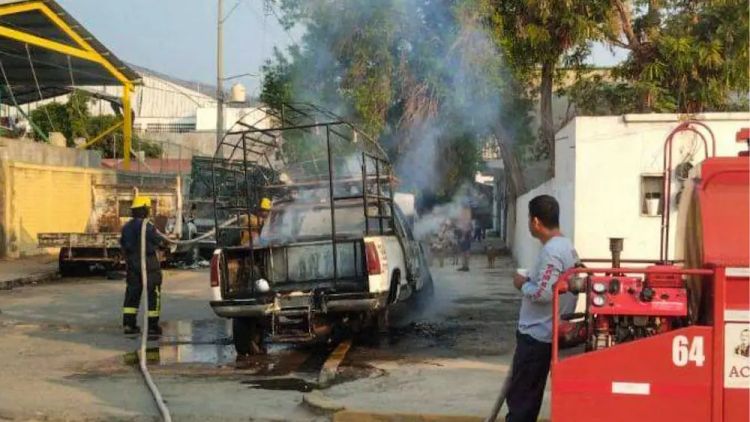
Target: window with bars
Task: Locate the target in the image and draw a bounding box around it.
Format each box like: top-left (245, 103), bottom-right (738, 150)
top-left (140, 123), bottom-right (196, 133)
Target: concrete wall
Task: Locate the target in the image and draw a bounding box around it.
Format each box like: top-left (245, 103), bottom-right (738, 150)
top-left (572, 113), bottom-right (747, 261)
top-left (512, 112), bottom-right (749, 269)
top-left (513, 179), bottom-right (554, 271)
top-left (0, 162), bottom-right (113, 258)
top-left (0, 137), bottom-right (101, 168)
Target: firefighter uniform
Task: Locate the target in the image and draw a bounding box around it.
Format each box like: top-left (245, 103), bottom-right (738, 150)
top-left (121, 197), bottom-right (164, 333)
top-left (240, 198), bottom-right (272, 246)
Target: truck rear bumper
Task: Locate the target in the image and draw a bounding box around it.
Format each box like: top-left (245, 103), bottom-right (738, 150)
top-left (210, 300), bottom-right (274, 318)
top-left (210, 292), bottom-right (388, 319)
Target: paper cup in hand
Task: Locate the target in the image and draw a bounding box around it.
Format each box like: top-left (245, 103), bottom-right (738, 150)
top-left (516, 268), bottom-right (529, 278)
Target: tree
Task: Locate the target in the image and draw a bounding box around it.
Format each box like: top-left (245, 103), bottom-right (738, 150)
top-left (600, 0), bottom-right (749, 113)
top-left (485, 0), bottom-right (612, 176)
top-left (29, 90), bottom-right (162, 158)
top-left (263, 0), bottom-right (536, 199)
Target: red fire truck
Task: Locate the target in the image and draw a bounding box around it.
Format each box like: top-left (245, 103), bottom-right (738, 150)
top-left (551, 123), bottom-right (749, 422)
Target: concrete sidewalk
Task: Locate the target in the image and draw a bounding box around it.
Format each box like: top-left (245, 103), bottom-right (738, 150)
top-left (0, 254), bottom-right (59, 290)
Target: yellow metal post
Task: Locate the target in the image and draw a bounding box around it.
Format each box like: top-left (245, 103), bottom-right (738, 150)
top-left (123, 84), bottom-right (132, 170)
top-left (76, 120), bottom-right (123, 149)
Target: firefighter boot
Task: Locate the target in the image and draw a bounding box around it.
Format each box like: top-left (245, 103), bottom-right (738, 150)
top-left (148, 318), bottom-right (162, 336)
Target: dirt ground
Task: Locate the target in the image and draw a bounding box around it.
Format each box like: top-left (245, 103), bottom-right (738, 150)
top-left (0, 254), bottom-right (550, 421)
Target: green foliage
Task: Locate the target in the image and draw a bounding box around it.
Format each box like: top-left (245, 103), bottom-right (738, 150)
top-left (561, 73), bottom-right (640, 115)
top-left (484, 0), bottom-right (612, 166)
top-left (596, 0), bottom-right (749, 113)
top-left (30, 102), bottom-right (71, 142)
top-left (28, 90), bottom-right (162, 158)
top-left (262, 0), bottom-right (536, 199)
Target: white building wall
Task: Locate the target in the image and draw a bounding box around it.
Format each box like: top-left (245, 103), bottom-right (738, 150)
top-left (512, 112), bottom-right (749, 270)
top-left (3, 73), bottom-right (217, 131)
top-left (195, 106), bottom-right (275, 132)
top-left (572, 113), bottom-right (748, 261)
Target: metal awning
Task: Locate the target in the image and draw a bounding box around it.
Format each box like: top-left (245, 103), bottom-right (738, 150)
top-left (0, 0), bottom-right (138, 168)
top-left (0, 0), bottom-right (139, 105)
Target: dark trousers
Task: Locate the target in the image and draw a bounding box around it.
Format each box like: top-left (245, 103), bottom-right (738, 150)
top-left (123, 269), bottom-right (162, 329)
top-left (506, 331), bottom-right (552, 422)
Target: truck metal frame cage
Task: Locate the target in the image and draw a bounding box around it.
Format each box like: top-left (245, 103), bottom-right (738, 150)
top-left (210, 102), bottom-right (395, 283)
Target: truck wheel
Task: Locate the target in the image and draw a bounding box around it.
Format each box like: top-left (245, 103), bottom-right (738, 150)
top-left (232, 318), bottom-right (266, 356)
top-left (387, 272), bottom-right (400, 304)
top-left (59, 260), bottom-right (84, 277)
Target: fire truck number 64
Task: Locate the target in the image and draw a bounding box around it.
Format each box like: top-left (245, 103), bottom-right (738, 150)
top-left (672, 335), bottom-right (706, 367)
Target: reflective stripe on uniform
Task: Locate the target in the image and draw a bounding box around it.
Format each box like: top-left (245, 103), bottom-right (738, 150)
top-left (123, 307), bottom-right (138, 314)
top-left (148, 310), bottom-right (160, 317)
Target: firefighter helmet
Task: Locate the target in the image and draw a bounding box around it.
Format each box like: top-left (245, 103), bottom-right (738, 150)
top-left (131, 196), bottom-right (152, 209)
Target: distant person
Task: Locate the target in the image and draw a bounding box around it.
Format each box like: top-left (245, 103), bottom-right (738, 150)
top-left (506, 195), bottom-right (579, 422)
top-left (458, 224), bottom-right (472, 272)
top-left (472, 218), bottom-right (482, 242)
top-left (121, 196), bottom-right (166, 336)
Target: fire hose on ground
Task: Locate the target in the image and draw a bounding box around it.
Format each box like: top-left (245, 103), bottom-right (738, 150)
top-left (139, 218), bottom-right (172, 422)
top-left (136, 216), bottom-right (236, 421)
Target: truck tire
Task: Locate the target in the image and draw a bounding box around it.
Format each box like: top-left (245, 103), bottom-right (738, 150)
top-left (232, 318), bottom-right (266, 356)
top-left (59, 261), bottom-right (75, 277)
top-left (59, 258), bottom-right (84, 277)
top-left (387, 271), bottom-right (400, 304)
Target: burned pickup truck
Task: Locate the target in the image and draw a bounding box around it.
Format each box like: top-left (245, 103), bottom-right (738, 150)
top-left (206, 104), bottom-right (433, 354)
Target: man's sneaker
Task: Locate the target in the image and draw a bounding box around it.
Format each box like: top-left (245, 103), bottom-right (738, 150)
top-left (123, 325), bottom-right (140, 335)
top-left (457, 267), bottom-right (470, 272)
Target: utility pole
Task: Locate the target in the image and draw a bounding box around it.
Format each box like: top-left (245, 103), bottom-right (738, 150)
top-left (216, 0), bottom-right (224, 155)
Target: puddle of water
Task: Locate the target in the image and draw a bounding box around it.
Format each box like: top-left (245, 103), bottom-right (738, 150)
top-left (124, 344), bottom-right (236, 366)
top-left (159, 319), bottom-right (232, 344)
top-left (122, 317), bottom-right (334, 376)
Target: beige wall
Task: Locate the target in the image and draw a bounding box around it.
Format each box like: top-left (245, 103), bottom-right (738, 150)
top-left (0, 162), bottom-right (113, 258)
top-left (512, 112), bottom-right (750, 270)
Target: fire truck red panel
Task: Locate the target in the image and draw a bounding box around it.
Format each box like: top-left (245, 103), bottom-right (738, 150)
top-left (553, 327), bottom-right (713, 422)
top-left (698, 157), bottom-right (749, 267)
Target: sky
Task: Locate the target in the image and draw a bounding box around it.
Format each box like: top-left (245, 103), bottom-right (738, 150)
top-left (58, 0), bottom-right (626, 98)
top-left (58, 0), bottom-right (296, 98)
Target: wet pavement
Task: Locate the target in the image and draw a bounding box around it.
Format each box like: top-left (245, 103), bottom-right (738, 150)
top-left (0, 255), bottom-right (531, 421)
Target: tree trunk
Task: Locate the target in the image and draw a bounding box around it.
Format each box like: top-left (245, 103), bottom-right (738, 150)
top-left (494, 131), bottom-right (526, 199)
top-left (540, 60), bottom-right (555, 178)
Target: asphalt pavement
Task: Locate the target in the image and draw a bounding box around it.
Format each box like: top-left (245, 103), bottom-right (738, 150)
top-left (0, 255), bottom-right (542, 421)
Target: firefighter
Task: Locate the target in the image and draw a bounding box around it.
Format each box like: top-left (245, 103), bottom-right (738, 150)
top-left (121, 196), bottom-right (164, 336)
top-left (241, 197), bottom-right (272, 246)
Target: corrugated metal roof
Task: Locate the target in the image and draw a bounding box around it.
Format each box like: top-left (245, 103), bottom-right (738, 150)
top-left (0, 0), bottom-right (139, 104)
